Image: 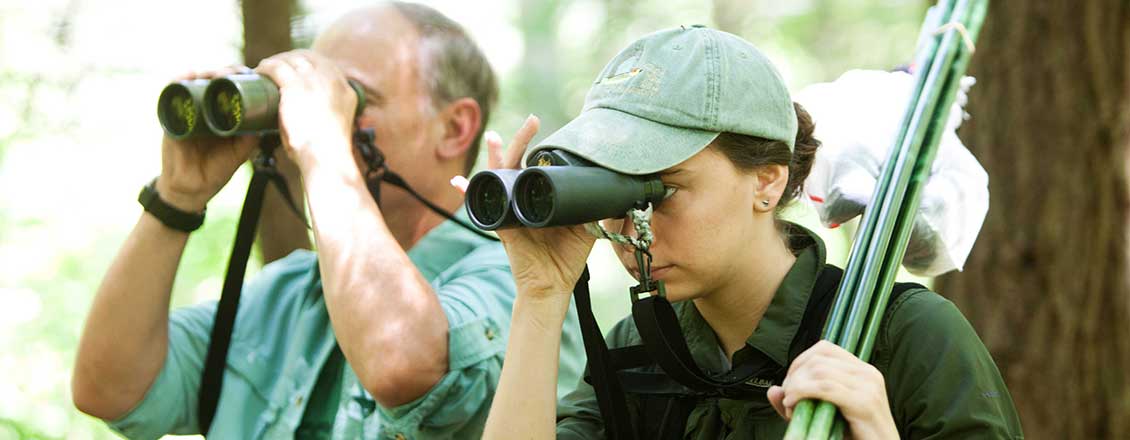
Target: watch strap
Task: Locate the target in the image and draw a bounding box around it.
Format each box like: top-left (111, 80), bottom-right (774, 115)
top-left (138, 178), bottom-right (206, 232)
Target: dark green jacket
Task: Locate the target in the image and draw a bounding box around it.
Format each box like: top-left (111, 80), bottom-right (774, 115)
top-left (556, 228), bottom-right (1023, 439)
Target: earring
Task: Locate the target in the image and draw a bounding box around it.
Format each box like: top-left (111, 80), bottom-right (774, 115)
top-left (761, 200), bottom-right (771, 207)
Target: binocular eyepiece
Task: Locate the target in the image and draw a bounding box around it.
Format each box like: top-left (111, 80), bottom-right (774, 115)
top-left (465, 150), bottom-right (667, 230)
top-left (157, 74), bottom-right (366, 138)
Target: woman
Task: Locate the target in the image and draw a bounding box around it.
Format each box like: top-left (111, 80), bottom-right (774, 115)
top-left (477, 26), bottom-right (1022, 439)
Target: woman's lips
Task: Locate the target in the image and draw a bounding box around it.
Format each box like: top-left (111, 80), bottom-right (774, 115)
top-left (631, 265), bottom-right (674, 280)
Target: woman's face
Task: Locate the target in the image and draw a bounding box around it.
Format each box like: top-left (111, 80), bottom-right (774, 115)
top-left (604, 145), bottom-right (783, 302)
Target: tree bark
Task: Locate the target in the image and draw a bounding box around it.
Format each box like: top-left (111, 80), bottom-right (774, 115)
top-left (934, 1), bottom-right (1130, 438)
top-left (241, 0), bottom-right (312, 263)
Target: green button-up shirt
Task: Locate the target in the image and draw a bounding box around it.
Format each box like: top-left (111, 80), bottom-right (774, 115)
top-left (109, 215), bottom-right (586, 439)
top-left (557, 227), bottom-right (1022, 439)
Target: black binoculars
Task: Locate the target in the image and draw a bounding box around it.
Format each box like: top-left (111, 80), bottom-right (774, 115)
top-left (464, 149), bottom-right (668, 229)
top-left (156, 73), bottom-right (365, 138)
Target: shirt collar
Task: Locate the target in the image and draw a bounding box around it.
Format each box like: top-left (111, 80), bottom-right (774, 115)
top-left (675, 222), bottom-right (827, 372)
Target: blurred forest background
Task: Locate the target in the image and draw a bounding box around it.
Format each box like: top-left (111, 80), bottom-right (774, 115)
top-left (1, 0), bottom-right (1126, 439)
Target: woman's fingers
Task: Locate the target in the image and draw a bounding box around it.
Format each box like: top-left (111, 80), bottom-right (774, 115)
top-left (450, 175), bottom-right (470, 194)
top-left (486, 131), bottom-right (505, 169)
top-left (767, 385), bottom-right (789, 420)
top-left (454, 116), bottom-right (539, 207)
top-left (504, 115), bottom-right (540, 169)
top-left (778, 340), bottom-right (892, 426)
top-left (785, 340), bottom-right (845, 384)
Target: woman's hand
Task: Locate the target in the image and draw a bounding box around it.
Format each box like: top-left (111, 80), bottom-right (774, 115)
top-left (454, 115), bottom-right (597, 299)
top-left (767, 341), bottom-right (900, 440)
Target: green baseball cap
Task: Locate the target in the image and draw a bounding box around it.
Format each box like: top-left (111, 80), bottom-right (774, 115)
top-left (529, 25), bottom-right (797, 175)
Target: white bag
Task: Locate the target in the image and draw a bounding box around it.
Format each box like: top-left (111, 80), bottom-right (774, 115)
top-left (795, 69), bottom-right (988, 277)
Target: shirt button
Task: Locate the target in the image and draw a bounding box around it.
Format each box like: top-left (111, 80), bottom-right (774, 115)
top-left (295, 395), bottom-right (304, 406)
top-left (485, 328), bottom-right (496, 341)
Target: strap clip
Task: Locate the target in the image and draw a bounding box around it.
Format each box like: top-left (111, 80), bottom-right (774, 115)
top-left (630, 247), bottom-right (666, 302)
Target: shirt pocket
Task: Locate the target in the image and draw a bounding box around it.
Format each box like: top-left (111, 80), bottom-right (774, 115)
top-left (226, 344), bottom-right (311, 436)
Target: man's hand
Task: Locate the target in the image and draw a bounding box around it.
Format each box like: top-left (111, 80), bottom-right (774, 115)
top-left (255, 50), bottom-right (358, 171)
top-left (767, 340), bottom-right (900, 439)
top-left (157, 68), bottom-right (259, 213)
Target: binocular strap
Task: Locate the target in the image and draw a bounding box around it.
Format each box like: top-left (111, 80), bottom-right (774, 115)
top-left (573, 266), bottom-right (639, 440)
top-left (375, 170), bottom-right (497, 242)
top-left (197, 136), bottom-right (311, 434)
top-left (197, 166), bottom-right (273, 434)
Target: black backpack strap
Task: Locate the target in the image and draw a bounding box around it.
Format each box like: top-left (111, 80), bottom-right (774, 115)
top-left (630, 296), bottom-right (768, 394)
top-left (573, 266), bottom-right (637, 440)
top-left (787, 265), bottom-right (844, 361)
top-left (787, 265), bottom-right (927, 362)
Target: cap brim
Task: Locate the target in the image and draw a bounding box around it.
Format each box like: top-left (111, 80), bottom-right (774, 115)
top-left (529, 107), bottom-right (720, 175)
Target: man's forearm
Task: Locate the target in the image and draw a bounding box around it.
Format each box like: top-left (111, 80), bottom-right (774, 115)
top-left (72, 213), bottom-right (188, 420)
top-left (300, 151), bottom-right (450, 408)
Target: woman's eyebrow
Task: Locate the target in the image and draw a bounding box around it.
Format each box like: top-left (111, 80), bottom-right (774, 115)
top-left (659, 168), bottom-right (687, 177)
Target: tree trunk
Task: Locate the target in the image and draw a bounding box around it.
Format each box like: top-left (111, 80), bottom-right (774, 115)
top-left (934, 1), bottom-right (1130, 438)
top-left (241, 0), bottom-right (312, 263)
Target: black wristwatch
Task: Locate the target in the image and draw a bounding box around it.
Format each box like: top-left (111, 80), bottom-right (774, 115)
top-left (138, 178), bottom-right (206, 232)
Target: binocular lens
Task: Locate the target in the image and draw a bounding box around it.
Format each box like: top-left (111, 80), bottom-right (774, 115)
top-left (157, 80), bottom-right (208, 139)
top-left (465, 169), bottom-right (522, 230)
top-left (204, 80), bottom-right (244, 133)
top-left (469, 177), bottom-right (508, 226)
top-left (516, 172), bottom-right (555, 224)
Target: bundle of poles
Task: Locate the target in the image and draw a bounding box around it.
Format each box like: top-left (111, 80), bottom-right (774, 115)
top-left (783, 0), bottom-right (988, 439)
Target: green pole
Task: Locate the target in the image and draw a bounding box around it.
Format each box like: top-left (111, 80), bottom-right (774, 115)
top-left (806, 1), bottom-right (974, 435)
top-left (792, 0), bottom-right (989, 438)
top-left (782, 2), bottom-right (955, 437)
top-left (857, 0), bottom-right (988, 365)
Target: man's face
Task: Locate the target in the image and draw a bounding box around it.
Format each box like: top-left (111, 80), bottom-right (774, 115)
top-left (312, 7), bottom-right (445, 215)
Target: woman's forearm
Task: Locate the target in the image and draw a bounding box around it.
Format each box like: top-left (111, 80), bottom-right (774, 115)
top-left (483, 292), bottom-right (573, 439)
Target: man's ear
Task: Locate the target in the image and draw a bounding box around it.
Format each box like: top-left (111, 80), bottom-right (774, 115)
top-left (753, 164), bottom-right (790, 212)
top-left (436, 97), bottom-right (482, 162)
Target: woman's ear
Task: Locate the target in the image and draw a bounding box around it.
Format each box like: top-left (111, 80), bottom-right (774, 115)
top-left (753, 164), bottom-right (789, 212)
top-left (436, 97), bottom-right (483, 162)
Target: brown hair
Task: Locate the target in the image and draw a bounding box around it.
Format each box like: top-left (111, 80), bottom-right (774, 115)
top-left (711, 102), bottom-right (820, 207)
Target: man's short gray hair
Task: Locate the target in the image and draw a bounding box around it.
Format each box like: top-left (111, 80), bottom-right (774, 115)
top-left (390, 1), bottom-right (499, 174)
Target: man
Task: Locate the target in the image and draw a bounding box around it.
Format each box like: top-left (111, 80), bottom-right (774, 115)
top-left (71, 3), bottom-right (584, 438)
